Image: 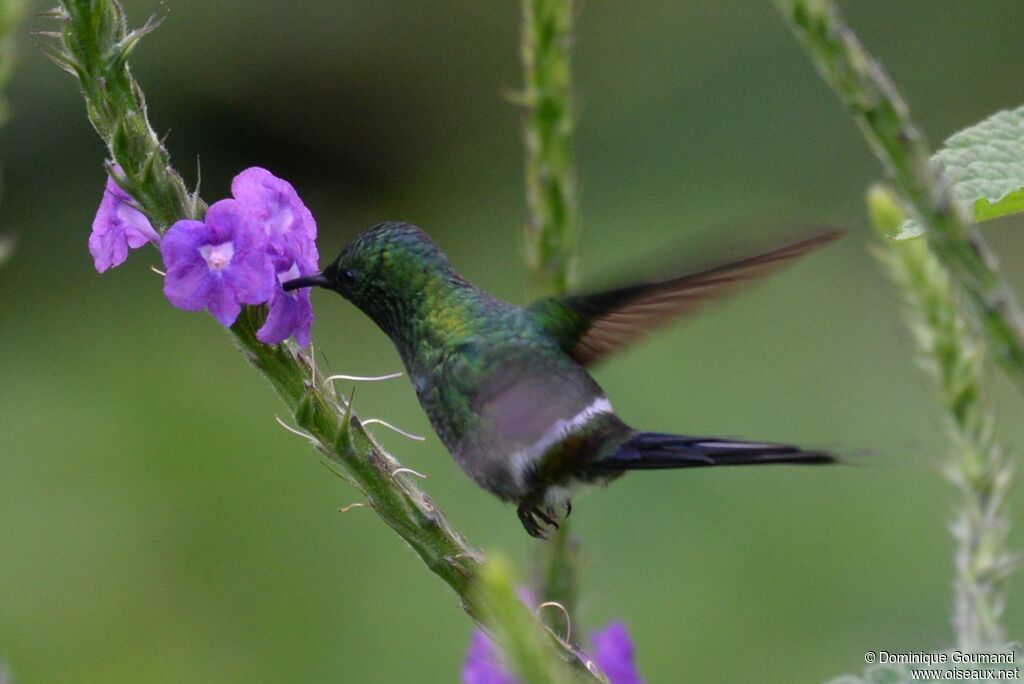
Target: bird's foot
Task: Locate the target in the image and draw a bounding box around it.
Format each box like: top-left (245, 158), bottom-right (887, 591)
top-left (543, 499), bottom-right (572, 522)
top-left (517, 503), bottom-right (560, 539)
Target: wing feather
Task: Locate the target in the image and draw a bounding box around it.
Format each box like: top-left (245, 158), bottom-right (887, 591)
top-left (531, 228), bottom-right (844, 366)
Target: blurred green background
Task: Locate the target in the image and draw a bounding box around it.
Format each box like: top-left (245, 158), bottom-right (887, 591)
top-left (3, 1), bottom-right (1024, 682)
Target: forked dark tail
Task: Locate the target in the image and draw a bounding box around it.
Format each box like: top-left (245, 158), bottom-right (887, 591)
top-left (590, 432), bottom-right (834, 472)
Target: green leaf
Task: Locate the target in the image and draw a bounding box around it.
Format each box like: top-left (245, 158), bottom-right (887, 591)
top-left (896, 105), bottom-right (1024, 239)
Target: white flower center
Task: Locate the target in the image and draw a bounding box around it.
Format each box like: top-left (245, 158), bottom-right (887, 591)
top-left (277, 261), bottom-right (301, 285)
top-left (200, 241), bottom-right (235, 272)
top-left (270, 206), bottom-right (294, 235)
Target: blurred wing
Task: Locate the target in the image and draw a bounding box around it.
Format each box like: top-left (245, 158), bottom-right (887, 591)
top-left (530, 228), bottom-right (844, 367)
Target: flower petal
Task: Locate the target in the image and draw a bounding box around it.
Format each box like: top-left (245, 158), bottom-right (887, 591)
top-left (461, 631), bottom-right (517, 684)
top-left (589, 622), bottom-right (643, 684)
top-left (157, 169), bottom-right (318, 336)
top-left (201, 199), bottom-right (275, 306)
top-left (161, 221), bottom-right (218, 312)
top-left (203, 199), bottom-right (251, 244)
top-left (206, 280), bottom-right (243, 327)
top-left (89, 177), bottom-right (157, 272)
top-left (161, 220), bottom-right (208, 267)
top-left (88, 215), bottom-right (129, 272)
top-left (232, 166), bottom-right (318, 268)
top-left (257, 286), bottom-right (313, 347)
top-left (111, 184), bottom-right (160, 247)
top-left (232, 167), bottom-right (315, 238)
top-left (163, 260), bottom-right (214, 312)
top-left (225, 245), bottom-right (275, 305)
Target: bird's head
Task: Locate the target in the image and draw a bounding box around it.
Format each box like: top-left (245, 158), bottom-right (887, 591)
top-left (283, 221), bottom-right (459, 333)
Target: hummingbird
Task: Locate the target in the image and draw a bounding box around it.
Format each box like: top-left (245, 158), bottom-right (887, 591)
top-left (284, 222), bottom-right (842, 537)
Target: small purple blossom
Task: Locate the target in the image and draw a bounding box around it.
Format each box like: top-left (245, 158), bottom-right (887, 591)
top-left (231, 167), bottom-right (317, 260)
top-left (462, 622), bottom-right (643, 684)
top-left (89, 175), bottom-right (159, 272)
top-left (258, 259), bottom-right (315, 347)
top-left (589, 622), bottom-right (643, 684)
top-left (229, 167), bottom-right (319, 347)
top-left (462, 631), bottom-right (517, 684)
top-left (161, 199), bottom-right (275, 326)
top-left (94, 164), bottom-right (320, 345)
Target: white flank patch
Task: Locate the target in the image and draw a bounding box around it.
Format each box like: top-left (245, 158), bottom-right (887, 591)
top-left (510, 396), bottom-right (614, 487)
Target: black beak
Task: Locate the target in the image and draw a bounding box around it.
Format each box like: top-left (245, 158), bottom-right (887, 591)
top-left (282, 272), bottom-right (330, 292)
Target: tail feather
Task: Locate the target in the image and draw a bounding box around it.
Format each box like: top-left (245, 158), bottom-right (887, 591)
top-left (591, 432), bottom-right (834, 472)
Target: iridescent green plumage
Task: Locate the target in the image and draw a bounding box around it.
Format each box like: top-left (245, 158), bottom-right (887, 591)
top-left (286, 222), bottom-right (841, 537)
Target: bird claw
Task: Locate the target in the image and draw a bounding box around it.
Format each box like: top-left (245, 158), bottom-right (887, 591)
top-left (518, 503), bottom-right (561, 539)
top-left (547, 500), bottom-right (572, 519)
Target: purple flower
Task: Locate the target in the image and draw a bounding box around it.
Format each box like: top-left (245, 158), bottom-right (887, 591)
top-left (160, 199), bottom-right (275, 326)
top-left (462, 622), bottom-right (643, 684)
top-left (101, 164), bottom-right (320, 344)
top-left (89, 175), bottom-right (159, 272)
top-left (257, 259), bottom-right (315, 347)
top-left (589, 622), bottom-right (643, 684)
top-left (462, 631), bottom-right (517, 684)
top-left (231, 167), bottom-right (319, 347)
top-left (231, 167), bottom-right (318, 264)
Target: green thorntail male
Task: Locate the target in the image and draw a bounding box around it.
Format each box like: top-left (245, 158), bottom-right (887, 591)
top-left (285, 222), bottom-right (842, 537)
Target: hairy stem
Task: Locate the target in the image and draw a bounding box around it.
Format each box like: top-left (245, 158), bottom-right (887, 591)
top-left (520, 0), bottom-right (585, 648)
top-left (775, 0), bottom-right (1024, 393)
top-left (0, 0), bottom-right (25, 270)
top-left (0, 0), bottom-right (24, 126)
top-left (53, 0), bottom-right (598, 674)
top-left (230, 311), bottom-right (482, 599)
top-left (50, 1), bottom-right (199, 228)
top-left (521, 0), bottom-right (578, 298)
top-left (477, 556), bottom-right (592, 684)
top-left (869, 187), bottom-right (1014, 649)
top-left (533, 526), bottom-right (581, 640)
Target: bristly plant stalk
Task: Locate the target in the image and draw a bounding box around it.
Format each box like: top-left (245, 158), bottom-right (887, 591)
top-left (0, 0), bottom-right (26, 268)
top-left (477, 556), bottom-right (594, 684)
top-left (46, 1), bottom-right (198, 229)
top-left (520, 0), bottom-right (584, 646)
top-left (775, 0), bottom-right (1024, 395)
top-left (521, 0), bottom-right (579, 298)
top-left (0, 0), bottom-right (25, 127)
top-left (51, 1), bottom-right (597, 675)
top-left (52, 0), bottom-right (477, 609)
top-left (869, 187), bottom-right (1014, 649)
top-left (777, 0), bottom-right (1020, 651)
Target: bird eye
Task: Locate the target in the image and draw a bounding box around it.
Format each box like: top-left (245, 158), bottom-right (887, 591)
top-left (340, 268), bottom-right (360, 286)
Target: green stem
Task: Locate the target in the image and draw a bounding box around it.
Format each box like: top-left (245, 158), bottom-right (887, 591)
top-left (521, 0), bottom-right (578, 298)
top-left (55, 0), bottom-right (478, 608)
top-left (869, 187), bottom-right (1014, 649)
top-left (477, 556), bottom-right (592, 684)
top-left (520, 0), bottom-right (585, 649)
top-left (51, 1), bottom-right (198, 229)
top-left (231, 310), bottom-right (481, 597)
top-left (533, 526), bottom-right (581, 640)
top-left (0, 0), bottom-right (26, 269)
top-left (0, 0), bottom-right (25, 127)
top-left (775, 0), bottom-right (1024, 394)
top-left (53, 0), bottom-right (598, 675)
